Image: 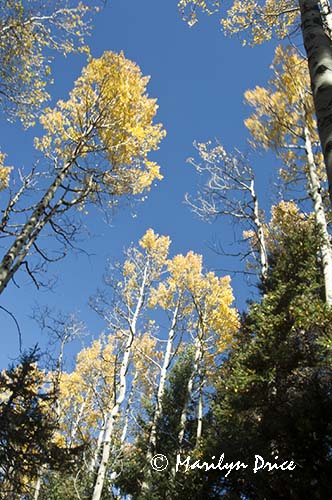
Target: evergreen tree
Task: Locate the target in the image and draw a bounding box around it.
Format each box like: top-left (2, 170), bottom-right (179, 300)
top-left (204, 202), bottom-right (332, 499)
top-left (0, 348), bottom-right (84, 499)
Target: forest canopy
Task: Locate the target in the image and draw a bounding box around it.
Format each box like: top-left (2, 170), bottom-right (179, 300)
top-left (1, 1), bottom-right (332, 499)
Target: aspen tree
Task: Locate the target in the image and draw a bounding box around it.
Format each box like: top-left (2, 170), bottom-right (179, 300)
top-left (0, 0), bottom-right (99, 125)
top-left (245, 45), bottom-right (332, 305)
top-left (177, 265), bottom-right (239, 448)
top-left (142, 252), bottom-right (202, 491)
top-left (91, 229), bottom-right (170, 500)
top-left (187, 142), bottom-right (269, 280)
top-left (108, 334), bottom-right (162, 485)
top-left (0, 52), bottom-right (165, 295)
top-left (178, 0), bottom-right (332, 206)
top-left (139, 251), bottom-right (238, 495)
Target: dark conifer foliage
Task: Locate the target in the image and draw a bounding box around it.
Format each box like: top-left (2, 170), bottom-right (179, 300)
top-left (0, 348), bottom-right (84, 499)
top-left (204, 206), bottom-right (332, 499)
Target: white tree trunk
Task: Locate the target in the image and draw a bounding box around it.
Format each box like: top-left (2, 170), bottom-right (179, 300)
top-left (33, 474), bottom-right (42, 500)
top-left (319, 0), bottom-right (332, 37)
top-left (88, 423), bottom-right (105, 473)
top-left (120, 371), bottom-right (138, 445)
top-left (299, 0), bottom-right (332, 206)
top-left (147, 303), bottom-right (179, 457)
top-left (304, 125), bottom-right (332, 305)
top-left (178, 337), bottom-right (203, 448)
top-left (0, 127), bottom-right (93, 295)
top-left (141, 304), bottom-right (179, 495)
top-left (249, 180), bottom-right (268, 281)
top-left (196, 374), bottom-right (204, 446)
top-left (91, 264), bottom-right (148, 500)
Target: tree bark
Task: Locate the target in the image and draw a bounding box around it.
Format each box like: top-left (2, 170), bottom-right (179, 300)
top-left (91, 264), bottom-right (148, 500)
top-left (299, 0), bottom-right (332, 206)
top-left (0, 126), bottom-right (94, 295)
top-left (147, 304), bottom-right (179, 457)
top-left (304, 124), bottom-right (332, 304)
top-left (88, 423), bottom-right (105, 473)
top-left (141, 303), bottom-right (179, 495)
top-left (196, 373), bottom-right (204, 446)
top-left (178, 337), bottom-right (203, 449)
top-left (319, 0), bottom-right (332, 37)
top-left (32, 474), bottom-right (42, 500)
top-left (249, 179), bottom-right (268, 281)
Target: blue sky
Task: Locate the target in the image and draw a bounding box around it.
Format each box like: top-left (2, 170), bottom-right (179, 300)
top-left (0, 1), bottom-right (280, 368)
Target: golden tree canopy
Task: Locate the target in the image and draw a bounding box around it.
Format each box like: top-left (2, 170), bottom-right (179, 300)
top-left (35, 51), bottom-right (166, 200)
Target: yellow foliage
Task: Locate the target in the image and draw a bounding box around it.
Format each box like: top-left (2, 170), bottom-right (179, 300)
top-left (133, 333), bottom-right (162, 396)
top-left (244, 45), bottom-right (322, 182)
top-left (121, 229), bottom-right (170, 306)
top-left (178, 0), bottom-right (220, 25)
top-left (0, 152), bottom-right (12, 191)
top-left (139, 228), bottom-right (171, 265)
top-left (149, 251), bottom-right (203, 309)
top-left (178, 0), bottom-right (299, 45)
top-left (0, 1), bottom-right (97, 125)
top-left (56, 336), bottom-right (117, 446)
top-left (266, 200), bottom-right (315, 253)
top-left (35, 51), bottom-right (166, 198)
top-left (222, 0), bottom-right (298, 45)
top-left (149, 249), bottom-right (239, 353)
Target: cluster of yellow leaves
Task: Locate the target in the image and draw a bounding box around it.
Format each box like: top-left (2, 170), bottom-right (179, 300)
top-left (0, 1), bottom-right (96, 125)
top-left (222, 0), bottom-right (298, 45)
top-left (35, 51), bottom-right (165, 197)
top-left (194, 140), bottom-right (227, 167)
top-left (202, 272), bottom-right (239, 349)
top-left (139, 228), bottom-right (171, 267)
top-left (244, 45), bottom-right (323, 181)
top-left (178, 0), bottom-right (220, 26)
top-left (132, 333), bottom-right (162, 396)
top-left (149, 249), bottom-right (239, 352)
top-left (178, 0), bottom-right (299, 45)
top-left (122, 229), bottom-right (170, 304)
top-left (55, 336), bottom-right (117, 446)
top-left (149, 251), bottom-right (203, 310)
top-left (270, 200), bottom-right (306, 229)
top-left (0, 152), bottom-right (12, 191)
top-left (267, 200), bottom-right (315, 252)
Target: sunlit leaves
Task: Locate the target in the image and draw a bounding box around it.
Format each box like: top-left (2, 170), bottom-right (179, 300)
top-left (0, 152), bottom-right (12, 191)
top-left (178, 0), bottom-right (299, 45)
top-left (222, 0), bottom-right (298, 45)
top-left (0, 0), bottom-right (97, 125)
top-left (35, 51), bottom-right (165, 200)
top-left (56, 336), bottom-right (117, 447)
top-left (178, 0), bottom-right (220, 26)
top-left (150, 248), bottom-right (239, 352)
top-left (244, 45), bottom-right (324, 182)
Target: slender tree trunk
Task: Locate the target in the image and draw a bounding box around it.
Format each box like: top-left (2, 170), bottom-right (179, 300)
top-left (195, 374), bottom-right (204, 446)
top-left (69, 395), bottom-right (89, 447)
top-left (91, 265), bottom-right (148, 500)
top-left (304, 124), bottom-right (332, 304)
top-left (147, 304), bottom-right (179, 458)
top-left (109, 372), bottom-right (138, 484)
top-left (141, 303), bottom-right (179, 495)
top-left (178, 337), bottom-right (203, 449)
top-left (33, 474), bottom-right (42, 500)
top-left (249, 179), bottom-right (268, 280)
top-left (88, 423), bottom-right (105, 473)
top-left (319, 0), bottom-right (332, 36)
top-left (0, 128), bottom-right (93, 294)
top-left (299, 0), bottom-right (332, 206)
top-left (120, 371), bottom-right (137, 445)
